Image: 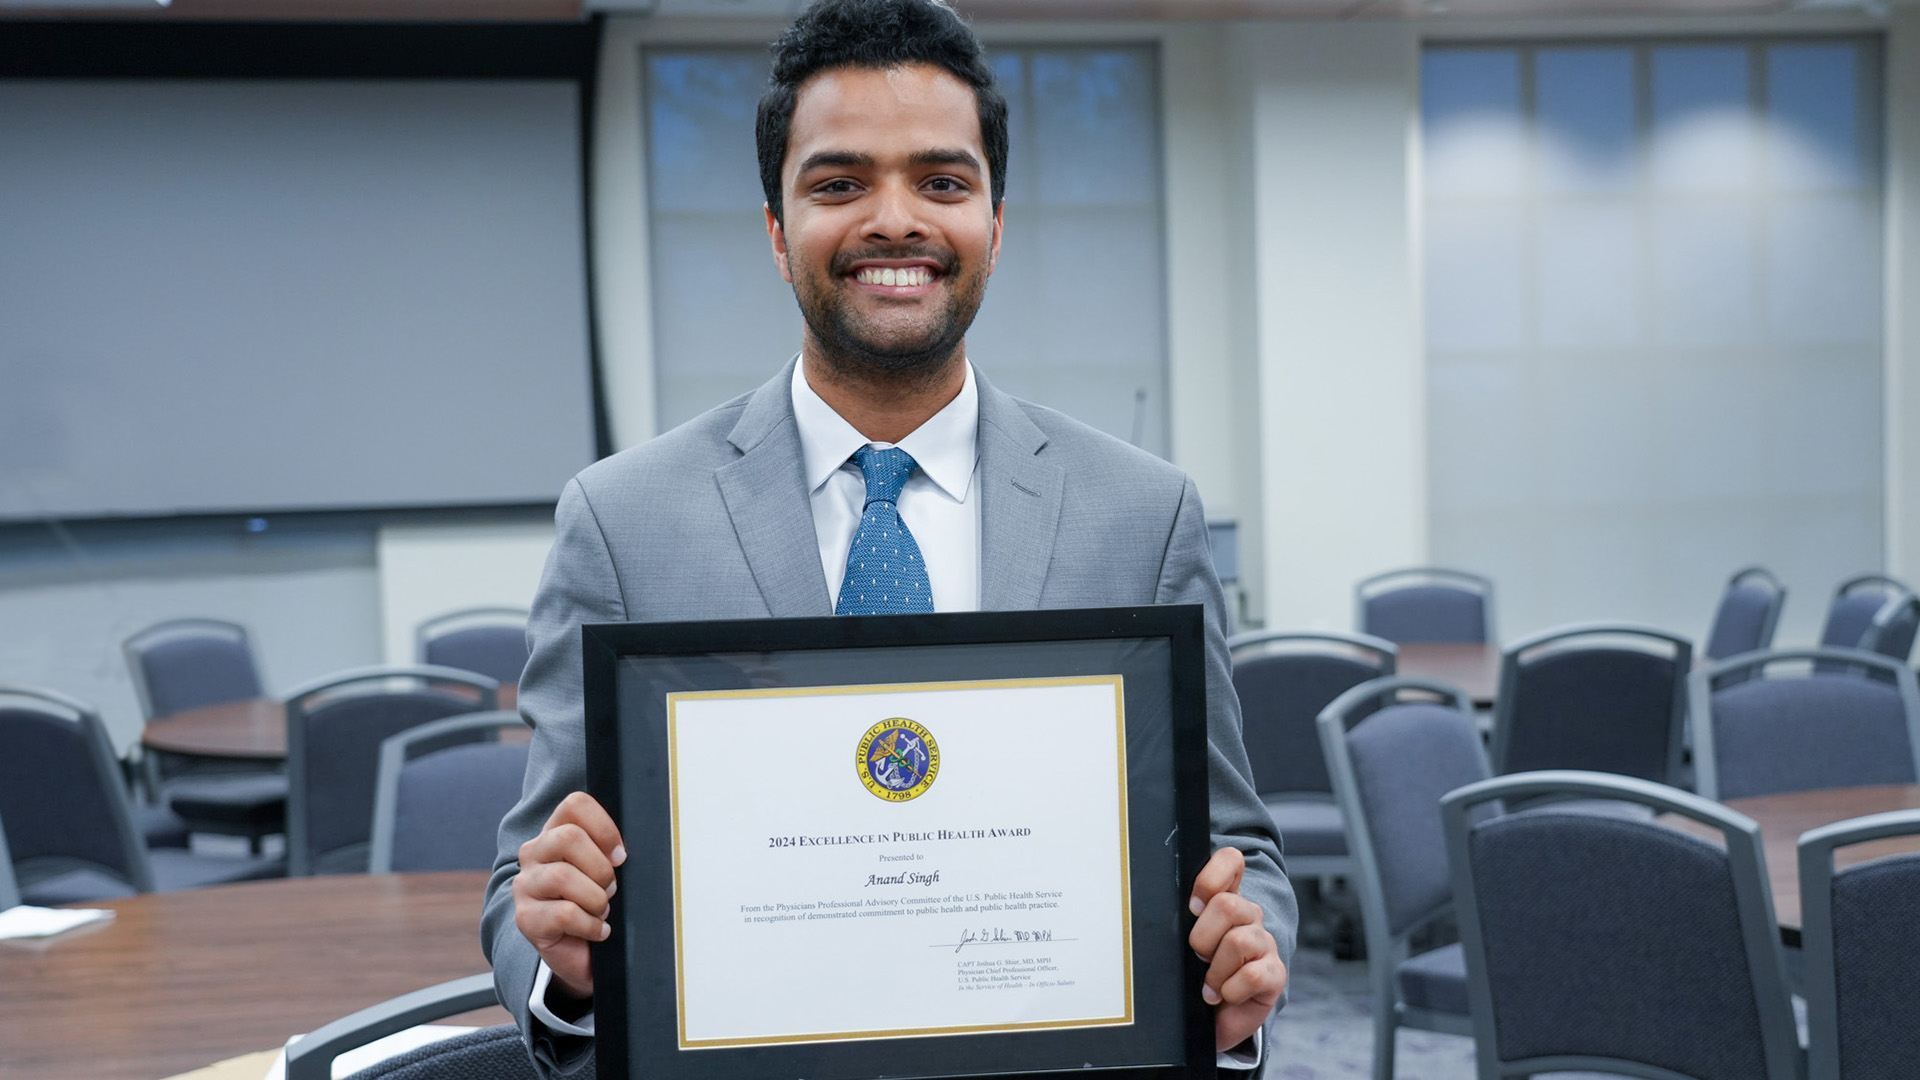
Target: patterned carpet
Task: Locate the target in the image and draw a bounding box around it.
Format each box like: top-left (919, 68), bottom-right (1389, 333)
top-left (1271, 938), bottom-right (1789, 1079)
top-left (1268, 943), bottom-right (1480, 1080)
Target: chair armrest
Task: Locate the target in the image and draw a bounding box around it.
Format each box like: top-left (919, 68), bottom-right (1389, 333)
top-left (284, 973), bottom-right (497, 1080)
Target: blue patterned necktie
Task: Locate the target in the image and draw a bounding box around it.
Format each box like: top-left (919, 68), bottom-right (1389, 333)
top-left (836, 445), bottom-right (934, 616)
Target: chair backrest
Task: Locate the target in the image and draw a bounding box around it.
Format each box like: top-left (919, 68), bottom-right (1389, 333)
top-left (1800, 808), bottom-right (1920, 1080)
top-left (122, 617), bottom-right (263, 720)
top-left (1691, 647), bottom-right (1920, 801)
top-left (1704, 566), bottom-right (1787, 662)
top-left (1491, 623), bottom-right (1692, 785)
top-left (1318, 676), bottom-right (1488, 954)
top-left (1864, 593), bottom-right (1920, 663)
top-left (1442, 771), bottom-right (1800, 1080)
top-left (369, 711), bottom-right (531, 874)
top-left (416, 608), bottom-right (531, 687)
top-left (1228, 630), bottom-right (1396, 796)
top-left (0, 683), bottom-right (152, 894)
top-left (284, 974), bottom-right (529, 1080)
top-left (286, 665), bottom-right (499, 877)
top-left (1821, 574), bottom-right (1919, 663)
top-left (1355, 567), bottom-right (1493, 645)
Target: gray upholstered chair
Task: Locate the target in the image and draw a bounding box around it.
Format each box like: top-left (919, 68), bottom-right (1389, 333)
top-left (122, 617), bottom-right (287, 848)
top-left (415, 608), bottom-right (531, 689)
top-left (285, 974), bottom-right (534, 1080)
top-left (369, 711), bottom-right (530, 874)
top-left (124, 617), bottom-right (264, 719)
top-left (1355, 567), bottom-right (1493, 645)
top-left (286, 665), bottom-right (498, 877)
top-left (1229, 629), bottom-right (1396, 880)
top-left (0, 683), bottom-right (282, 903)
top-left (1691, 647), bottom-right (1920, 802)
top-left (1317, 675), bottom-right (1487, 1080)
top-left (1820, 574), bottom-right (1919, 664)
top-left (1442, 770), bottom-right (1801, 1080)
top-left (1490, 623), bottom-right (1692, 786)
top-left (1800, 808), bottom-right (1920, 1080)
top-left (1704, 565), bottom-right (1787, 662)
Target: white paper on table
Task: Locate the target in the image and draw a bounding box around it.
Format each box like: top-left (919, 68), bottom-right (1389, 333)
top-left (261, 1025), bottom-right (480, 1080)
top-left (668, 675), bottom-right (1133, 1049)
top-left (0, 904), bottom-right (114, 940)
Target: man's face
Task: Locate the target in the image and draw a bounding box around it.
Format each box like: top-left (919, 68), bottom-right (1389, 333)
top-left (767, 63), bottom-right (1003, 377)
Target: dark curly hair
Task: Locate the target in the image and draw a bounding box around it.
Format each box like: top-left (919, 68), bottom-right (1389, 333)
top-left (756, 0), bottom-right (1008, 226)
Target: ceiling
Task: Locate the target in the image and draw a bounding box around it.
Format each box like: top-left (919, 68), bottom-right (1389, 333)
top-left (0, 0), bottom-right (1903, 23)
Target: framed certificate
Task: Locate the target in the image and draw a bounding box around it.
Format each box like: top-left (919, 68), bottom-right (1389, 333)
top-left (583, 606), bottom-right (1215, 1080)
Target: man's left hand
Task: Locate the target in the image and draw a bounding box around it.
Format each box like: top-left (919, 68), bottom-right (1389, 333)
top-left (1188, 847), bottom-right (1287, 1052)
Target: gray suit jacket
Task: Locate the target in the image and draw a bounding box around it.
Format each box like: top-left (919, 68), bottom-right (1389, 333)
top-left (482, 359), bottom-right (1296, 1075)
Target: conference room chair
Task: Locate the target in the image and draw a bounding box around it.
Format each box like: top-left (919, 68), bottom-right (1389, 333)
top-left (1231, 629), bottom-right (1396, 955)
top-left (0, 683), bottom-right (282, 903)
top-left (416, 607), bottom-right (531, 689)
top-left (1440, 770), bottom-right (1801, 1080)
top-left (124, 616), bottom-right (264, 718)
top-left (369, 710), bottom-right (530, 874)
top-left (1799, 808), bottom-right (1920, 1080)
top-left (1819, 574), bottom-right (1920, 664)
top-left (1317, 675), bottom-right (1487, 1080)
top-left (1354, 567), bottom-right (1493, 645)
top-left (287, 665), bottom-right (499, 877)
top-left (122, 616), bottom-right (288, 849)
top-left (286, 974), bottom-right (534, 1080)
top-left (1691, 647), bottom-right (1920, 802)
top-left (1490, 624), bottom-right (1692, 787)
top-left (1703, 565), bottom-right (1787, 662)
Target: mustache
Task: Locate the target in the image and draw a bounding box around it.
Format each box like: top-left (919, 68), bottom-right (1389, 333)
top-left (828, 247), bottom-right (960, 277)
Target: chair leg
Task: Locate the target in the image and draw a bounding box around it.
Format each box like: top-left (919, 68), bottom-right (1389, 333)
top-left (1477, 1046), bottom-right (1508, 1080)
top-left (1371, 986), bottom-right (1397, 1080)
top-left (141, 751), bottom-right (163, 804)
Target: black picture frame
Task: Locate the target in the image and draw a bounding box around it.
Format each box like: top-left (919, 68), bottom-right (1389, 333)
top-left (583, 605), bottom-right (1215, 1080)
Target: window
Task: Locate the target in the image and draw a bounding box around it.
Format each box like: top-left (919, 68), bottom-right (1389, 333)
top-left (643, 44), bottom-right (1170, 456)
top-left (1423, 39), bottom-right (1883, 640)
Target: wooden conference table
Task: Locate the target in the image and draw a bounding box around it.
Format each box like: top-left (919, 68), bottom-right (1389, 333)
top-left (1664, 783), bottom-right (1920, 946)
top-left (0, 871), bottom-right (507, 1080)
top-left (1396, 642), bottom-right (1499, 709)
top-left (142, 685), bottom-right (520, 761)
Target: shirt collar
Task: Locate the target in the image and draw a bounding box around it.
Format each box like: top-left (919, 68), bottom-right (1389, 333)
top-left (791, 357), bottom-right (979, 502)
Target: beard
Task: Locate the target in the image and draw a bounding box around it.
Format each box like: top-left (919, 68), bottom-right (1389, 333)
top-left (790, 244), bottom-right (989, 384)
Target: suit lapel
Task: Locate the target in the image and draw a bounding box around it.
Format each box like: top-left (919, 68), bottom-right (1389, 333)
top-left (976, 373), bottom-right (1064, 611)
top-left (715, 358), bottom-right (833, 618)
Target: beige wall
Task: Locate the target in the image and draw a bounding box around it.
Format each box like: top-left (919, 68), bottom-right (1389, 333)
top-left (1236, 21), bottom-right (1428, 631)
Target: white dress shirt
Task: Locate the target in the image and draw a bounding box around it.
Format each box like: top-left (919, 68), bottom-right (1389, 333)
top-left (793, 357), bottom-right (981, 613)
top-left (530, 357), bottom-right (1260, 1069)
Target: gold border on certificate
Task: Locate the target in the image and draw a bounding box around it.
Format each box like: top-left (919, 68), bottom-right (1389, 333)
top-left (666, 674), bottom-right (1133, 1050)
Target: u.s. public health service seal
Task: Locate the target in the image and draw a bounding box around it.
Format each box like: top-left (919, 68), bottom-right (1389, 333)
top-left (856, 717), bottom-right (939, 802)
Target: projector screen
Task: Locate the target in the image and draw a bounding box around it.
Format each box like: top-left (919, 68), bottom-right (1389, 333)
top-left (0, 79), bottom-right (598, 522)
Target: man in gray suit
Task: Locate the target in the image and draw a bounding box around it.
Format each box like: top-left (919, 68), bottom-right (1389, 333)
top-left (482, 0), bottom-right (1296, 1074)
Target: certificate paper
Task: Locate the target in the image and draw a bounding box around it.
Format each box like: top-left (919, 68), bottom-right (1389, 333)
top-left (668, 675), bottom-right (1132, 1049)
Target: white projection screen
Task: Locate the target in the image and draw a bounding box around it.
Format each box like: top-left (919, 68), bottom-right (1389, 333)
top-left (0, 77), bottom-right (598, 522)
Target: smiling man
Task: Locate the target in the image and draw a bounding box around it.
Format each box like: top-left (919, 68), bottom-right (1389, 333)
top-left (482, 0), bottom-right (1296, 1075)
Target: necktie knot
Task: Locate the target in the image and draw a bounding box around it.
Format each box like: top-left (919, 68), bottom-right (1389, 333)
top-left (853, 445), bottom-right (917, 507)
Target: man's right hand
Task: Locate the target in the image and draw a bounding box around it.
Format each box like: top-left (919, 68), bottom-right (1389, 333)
top-left (512, 790), bottom-right (625, 1002)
